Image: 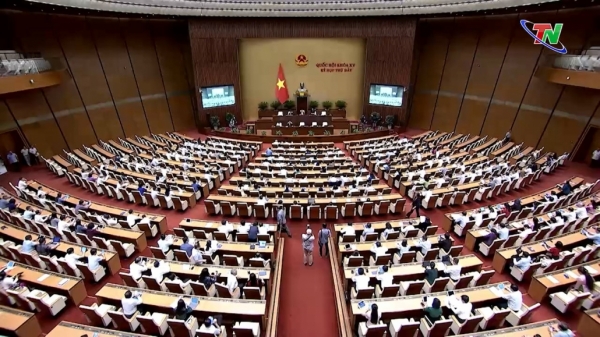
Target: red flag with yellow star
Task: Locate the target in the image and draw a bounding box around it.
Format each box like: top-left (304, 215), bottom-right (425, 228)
top-left (275, 63), bottom-right (289, 104)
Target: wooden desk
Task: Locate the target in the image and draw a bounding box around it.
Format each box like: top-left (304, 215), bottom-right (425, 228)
top-left (471, 138), bottom-right (498, 153)
top-left (26, 180), bottom-right (157, 247)
top-left (492, 229), bottom-right (594, 273)
top-left (333, 219), bottom-right (428, 241)
top-left (350, 282), bottom-right (510, 324)
top-left (219, 184), bottom-right (389, 197)
top-left (0, 221), bottom-right (121, 275)
top-left (442, 176), bottom-right (585, 232)
top-left (528, 259), bottom-right (600, 302)
top-left (51, 155), bottom-right (73, 172)
top-left (510, 146), bottom-right (534, 163)
top-left (172, 237), bottom-right (275, 261)
top-left (179, 219), bottom-right (277, 235)
top-left (491, 142), bottom-right (514, 158)
top-left (0, 257), bottom-right (87, 305)
top-left (455, 136), bottom-right (480, 150)
top-left (230, 176), bottom-right (376, 187)
top-left (96, 284), bottom-right (267, 327)
top-left (423, 132), bottom-right (447, 144)
top-left (0, 305), bottom-right (42, 337)
top-left (108, 140), bottom-right (134, 155)
top-left (207, 194), bottom-right (405, 212)
top-left (142, 135), bottom-right (167, 148)
top-left (342, 255), bottom-right (482, 294)
top-left (337, 236), bottom-right (446, 262)
top-left (578, 308), bottom-right (600, 337)
top-left (73, 149), bottom-right (98, 166)
top-left (439, 133), bottom-right (463, 147)
top-left (271, 127), bottom-right (335, 135)
top-left (125, 137), bottom-right (151, 152)
top-left (46, 322), bottom-right (153, 337)
top-left (457, 320), bottom-right (558, 337)
top-left (92, 144), bottom-right (115, 159)
top-left (344, 135), bottom-right (398, 150)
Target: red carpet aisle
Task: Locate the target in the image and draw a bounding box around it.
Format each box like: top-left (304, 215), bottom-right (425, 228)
top-left (0, 129), bottom-right (597, 335)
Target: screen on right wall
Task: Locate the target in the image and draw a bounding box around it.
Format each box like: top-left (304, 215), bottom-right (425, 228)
top-left (369, 84), bottom-right (403, 107)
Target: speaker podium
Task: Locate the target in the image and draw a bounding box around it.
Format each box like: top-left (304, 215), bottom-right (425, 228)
top-left (296, 95), bottom-right (308, 114)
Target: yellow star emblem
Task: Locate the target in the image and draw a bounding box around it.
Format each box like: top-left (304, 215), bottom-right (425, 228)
top-left (277, 79), bottom-right (285, 90)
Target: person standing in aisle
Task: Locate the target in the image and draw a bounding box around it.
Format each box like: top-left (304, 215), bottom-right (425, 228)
top-left (7, 151), bottom-right (19, 171)
top-left (406, 192), bottom-right (424, 218)
top-left (318, 223), bottom-right (331, 257)
top-left (277, 206), bottom-right (292, 237)
top-left (302, 226), bottom-right (315, 266)
top-left (20, 147), bottom-right (31, 166)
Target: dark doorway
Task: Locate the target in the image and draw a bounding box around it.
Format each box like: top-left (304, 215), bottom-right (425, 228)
top-left (573, 125), bottom-right (600, 165)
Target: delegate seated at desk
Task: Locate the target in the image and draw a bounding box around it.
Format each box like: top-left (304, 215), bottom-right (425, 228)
top-left (447, 294), bottom-right (472, 323)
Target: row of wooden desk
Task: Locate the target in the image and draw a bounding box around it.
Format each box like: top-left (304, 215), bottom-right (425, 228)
top-left (442, 176), bottom-right (586, 232)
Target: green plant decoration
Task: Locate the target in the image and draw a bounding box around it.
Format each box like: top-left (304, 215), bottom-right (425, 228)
top-left (352, 128), bottom-right (360, 134)
top-left (283, 100), bottom-right (296, 110)
top-left (258, 101), bottom-right (268, 110)
top-left (246, 129), bottom-right (253, 134)
top-left (308, 130), bottom-right (314, 136)
top-left (270, 100), bottom-right (281, 109)
top-left (218, 127), bottom-right (226, 131)
top-left (340, 130), bottom-right (346, 135)
top-left (276, 130), bottom-right (283, 136)
top-left (292, 131), bottom-right (299, 136)
top-left (231, 127), bottom-right (240, 134)
top-left (370, 112), bottom-right (381, 126)
top-left (322, 101), bottom-right (333, 110)
top-left (309, 100), bottom-right (319, 109)
top-left (324, 130), bottom-right (331, 136)
top-left (209, 115), bottom-right (220, 129)
top-left (261, 131), bottom-right (267, 136)
top-left (385, 114), bottom-right (395, 128)
top-left (335, 100), bottom-right (347, 109)
top-left (225, 112), bottom-right (234, 125)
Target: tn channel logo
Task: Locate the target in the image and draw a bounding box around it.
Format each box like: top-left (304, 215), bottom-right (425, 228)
top-left (520, 20), bottom-right (568, 54)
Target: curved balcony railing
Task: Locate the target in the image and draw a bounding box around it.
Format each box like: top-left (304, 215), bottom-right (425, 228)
top-left (547, 54), bottom-right (600, 73)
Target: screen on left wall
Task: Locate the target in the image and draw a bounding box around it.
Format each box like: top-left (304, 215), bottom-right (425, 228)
top-left (201, 85), bottom-right (235, 108)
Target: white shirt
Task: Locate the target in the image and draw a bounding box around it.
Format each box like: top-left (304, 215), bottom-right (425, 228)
top-left (18, 180), bottom-right (27, 190)
top-left (416, 239), bottom-right (431, 254)
top-left (34, 214), bottom-right (46, 223)
top-left (445, 264), bottom-right (462, 281)
top-left (575, 207), bottom-right (588, 219)
top-left (256, 198), bottom-right (267, 205)
top-left (370, 245), bottom-right (388, 257)
top-left (226, 273), bottom-right (238, 292)
top-left (341, 226), bottom-right (356, 236)
top-left (198, 324), bottom-right (221, 336)
top-left (353, 274), bottom-right (370, 290)
top-left (151, 262), bottom-right (170, 282)
top-left (65, 253), bottom-right (81, 270)
top-left (121, 295), bottom-right (143, 316)
top-left (376, 272), bottom-right (394, 288)
top-left (129, 261), bottom-right (148, 280)
top-left (237, 223), bottom-right (250, 234)
top-left (157, 236), bottom-right (174, 253)
top-left (88, 254), bottom-right (103, 270)
top-left (1, 276), bottom-right (17, 290)
top-left (218, 222), bottom-right (234, 234)
top-left (502, 290), bottom-right (523, 311)
top-left (57, 220), bottom-right (70, 233)
top-left (592, 150), bottom-right (600, 160)
top-left (449, 297), bottom-right (473, 320)
top-left (127, 214), bottom-right (140, 227)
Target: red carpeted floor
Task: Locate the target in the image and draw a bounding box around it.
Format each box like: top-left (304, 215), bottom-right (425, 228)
top-left (1, 129), bottom-right (598, 336)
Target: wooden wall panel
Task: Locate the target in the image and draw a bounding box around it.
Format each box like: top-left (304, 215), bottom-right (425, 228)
top-left (4, 91), bottom-right (67, 156)
top-left (0, 100), bottom-right (18, 133)
top-left (539, 87), bottom-right (600, 154)
top-left (189, 17), bottom-right (416, 128)
top-left (153, 21), bottom-right (195, 131)
top-left (480, 12), bottom-right (554, 139)
top-left (88, 17), bottom-right (149, 138)
top-left (455, 15), bottom-right (515, 135)
top-left (431, 18), bottom-right (480, 132)
top-left (121, 18), bottom-right (174, 134)
top-left (408, 19), bottom-right (452, 130)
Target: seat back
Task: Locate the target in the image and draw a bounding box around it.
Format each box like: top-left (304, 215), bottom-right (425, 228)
top-left (165, 281), bottom-right (185, 294)
top-left (220, 202), bottom-right (233, 216)
top-left (205, 200), bottom-right (217, 214)
top-left (57, 259), bottom-right (78, 276)
top-left (405, 281), bottom-right (424, 295)
top-left (399, 252), bottom-right (416, 263)
top-left (423, 249), bottom-right (439, 261)
top-left (458, 315), bottom-right (483, 334)
top-left (150, 246), bottom-right (168, 260)
top-left (427, 318), bottom-right (452, 337)
top-left (354, 287), bottom-right (374, 299)
top-left (364, 324), bottom-right (387, 337)
top-left (215, 283), bottom-right (232, 298)
top-left (325, 206), bottom-right (338, 219)
top-left (430, 278), bottom-right (449, 292)
top-left (308, 206), bottom-right (321, 219)
top-left (386, 232), bottom-right (400, 240)
top-left (138, 315), bottom-right (161, 335)
top-left (80, 305), bottom-right (106, 326)
top-left (343, 203), bottom-right (356, 217)
top-left (213, 232), bottom-right (229, 241)
top-left (243, 286), bottom-right (262, 300)
top-left (519, 303), bottom-right (540, 324)
top-left (290, 205), bottom-right (303, 219)
top-left (453, 275), bottom-right (473, 289)
top-left (362, 202), bottom-right (374, 215)
top-left (486, 309), bottom-right (510, 329)
top-left (174, 250), bottom-right (190, 262)
top-left (474, 270), bottom-right (495, 286)
top-left (342, 234), bottom-right (356, 243)
top-left (108, 311), bottom-right (131, 331)
top-left (232, 324), bottom-right (256, 337)
top-left (40, 256), bottom-right (61, 273)
top-left (380, 285), bottom-right (400, 297)
top-left (377, 201), bottom-right (390, 213)
top-left (373, 254), bottom-right (391, 266)
top-left (346, 256), bottom-right (363, 267)
top-left (223, 255), bottom-right (240, 266)
top-left (142, 276), bottom-right (163, 291)
top-left (254, 205), bottom-right (267, 218)
top-left (190, 281), bottom-right (209, 296)
top-left (120, 273), bottom-right (140, 287)
top-left (364, 233), bottom-right (378, 241)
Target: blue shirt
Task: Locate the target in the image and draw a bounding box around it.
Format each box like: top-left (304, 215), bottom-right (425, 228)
top-left (192, 182), bottom-right (201, 192)
top-left (248, 226), bottom-right (259, 240)
top-left (266, 149), bottom-right (272, 157)
top-left (22, 240), bottom-right (36, 253)
top-left (180, 243), bottom-right (193, 256)
top-left (7, 153), bottom-right (17, 164)
top-left (585, 232), bottom-right (600, 245)
top-left (562, 183), bottom-right (572, 195)
top-left (0, 199), bottom-right (8, 209)
top-left (138, 187), bottom-right (147, 195)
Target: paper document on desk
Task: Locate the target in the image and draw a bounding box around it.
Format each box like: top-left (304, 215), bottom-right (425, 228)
top-left (331, 199), bottom-right (337, 203)
top-left (567, 271), bottom-right (578, 279)
top-left (37, 274), bottom-right (50, 282)
top-left (346, 198), bottom-right (352, 202)
top-left (205, 223), bottom-right (213, 227)
top-left (182, 265), bottom-right (191, 271)
top-left (58, 278), bottom-right (69, 286)
top-left (546, 276), bottom-right (560, 284)
top-left (489, 286), bottom-right (502, 297)
top-left (584, 266), bottom-right (598, 274)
